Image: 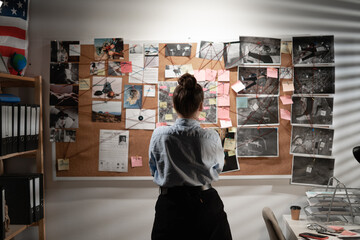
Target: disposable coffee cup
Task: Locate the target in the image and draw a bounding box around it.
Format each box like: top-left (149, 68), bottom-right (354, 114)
top-left (290, 205), bottom-right (301, 220)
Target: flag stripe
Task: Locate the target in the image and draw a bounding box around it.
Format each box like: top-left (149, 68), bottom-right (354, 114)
top-left (0, 46), bottom-right (26, 57)
top-left (0, 36), bottom-right (27, 49)
top-left (0, 16), bottom-right (28, 30)
top-left (0, 26), bottom-right (26, 40)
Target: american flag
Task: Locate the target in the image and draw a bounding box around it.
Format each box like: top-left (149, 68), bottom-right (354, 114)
top-left (0, 0), bottom-right (29, 74)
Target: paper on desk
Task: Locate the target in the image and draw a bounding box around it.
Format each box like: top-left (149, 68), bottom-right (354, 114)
top-left (99, 129), bottom-right (129, 172)
top-left (280, 95), bottom-right (293, 105)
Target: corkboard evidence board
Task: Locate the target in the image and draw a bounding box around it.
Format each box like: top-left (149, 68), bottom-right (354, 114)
top-left (54, 43), bottom-right (293, 180)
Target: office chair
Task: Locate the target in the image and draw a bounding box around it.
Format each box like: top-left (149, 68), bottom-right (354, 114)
top-left (262, 207), bottom-right (286, 240)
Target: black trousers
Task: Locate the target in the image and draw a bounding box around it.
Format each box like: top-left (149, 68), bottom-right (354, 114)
top-left (151, 187), bottom-right (232, 240)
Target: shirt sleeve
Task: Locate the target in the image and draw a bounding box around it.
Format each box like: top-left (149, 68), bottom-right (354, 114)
top-left (148, 133), bottom-right (157, 177)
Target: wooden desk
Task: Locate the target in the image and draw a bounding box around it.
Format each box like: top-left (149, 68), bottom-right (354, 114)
top-left (283, 215), bottom-right (360, 240)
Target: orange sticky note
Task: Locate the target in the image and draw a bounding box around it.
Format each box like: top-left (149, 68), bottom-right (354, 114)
top-left (218, 70), bottom-right (230, 82)
top-left (194, 69), bottom-right (206, 81)
top-left (205, 69), bottom-right (217, 81)
top-left (131, 156), bottom-right (143, 167)
top-left (121, 61), bottom-right (132, 73)
top-left (267, 67), bottom-right (278, 78)
top-left (280, 108), bottom-right (291, 121)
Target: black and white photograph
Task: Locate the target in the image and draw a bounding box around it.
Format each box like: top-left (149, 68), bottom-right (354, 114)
top-left (165, 43), bottom-right (192, 57)
top-left (238, 67), bottom-right (280, 95)
top-left (240, 36), bottom-right (281, 65)
top-left (108, 61), bottom-right (123, 76)
top-left (291, 156), bottom-right (335, 186)
top-left (293, 35), bottom-right (334, 65)
top-left (199, 81), bottom-right (217, 124)
top-left (50, 63), bottom-right (79, 84)
top-left (197, 41), bottom-right (224, 61)
top-left (158, 81), bottom-right (178, 123)
top-left (50, 40), bottom-right (80, 63)
top-left (237, 96), bottom-right (279, 126)
top-left (50, 128), bottom-right (76, 143)
top-left (90, 61), bottom-right (106, 76)
top-left (92, 100), bottom-right (122, 123)
top-left (291, 126), bottom-right (334, 157)
top-left (92, 76), bottom-right (122, 99)
top-left (294, 66), bottom-right (335, 95)
top-left (50, 84), bottom-right (79, 106)
top-left (223, 42), bottom-right (241, 69)
top-left (129, 43), bottom-right (143, 54)
top-left (291, 96), bottom-right (333, 126)
top-left (165, 65), bottom-right (182, 78)
top-left (236, 127), bottom-right (278, 157)
top-left (49, 106), bottom-right (79, 129)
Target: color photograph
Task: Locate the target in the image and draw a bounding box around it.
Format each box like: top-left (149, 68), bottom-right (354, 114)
top-left (94, 38), bottom-right (124, 60)
top-left (49, 106), bottom-right (79, 128)
top-left (92, 100), bottom-right (122, 123)
top-left (50, 84), bottom-right (79, 106)
top-left (123, 85), bottom-right (143, 109)
top-left (50, 40), bottom-right (80, 62)
top-left (92, 77), bottom-right (122, 99)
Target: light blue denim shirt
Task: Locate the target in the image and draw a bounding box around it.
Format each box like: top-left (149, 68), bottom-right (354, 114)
top-left (149, 118), bottom-right (224, 187)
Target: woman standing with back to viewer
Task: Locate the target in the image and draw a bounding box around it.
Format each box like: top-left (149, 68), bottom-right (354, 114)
top-left (149, 73), bottom-right (232, 240)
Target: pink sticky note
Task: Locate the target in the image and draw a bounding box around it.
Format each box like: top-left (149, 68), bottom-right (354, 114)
top-left (220, 119), bottom-right (232, 128)
top-left (194, 69), bottom-right (206, 81)
top-left (280, 95), bottom-right (293, 105)
top-left (218, 107), bottom-right (230, 119)
top-left (156, 122), bottom-right (167, 128)
top-left (159, 85), bottom-right (167, 89)
top-left (131, 156), bottom-right (143, 167)
top-left (231, 81), bottom-right (245, 93)
top-left (267, 67), bottom-right (278, 78)
top-left (218, 83), bottom-right (230, 95)
top-left (218, 70), bottom-right (230, 82)
top-left (121, 61), bottom-right (132, 73)
top-left (280, 109), bottom-right (291, 121)
top-left (203, 106), bottom-right (210, 110)
top-left (205, 69), bottom-right (217, 81)
top-left (218, 95), bottom-right (230, 106)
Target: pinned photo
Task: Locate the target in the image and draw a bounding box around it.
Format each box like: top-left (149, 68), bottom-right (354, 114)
top-left (108, 61), bottom-right (123, 76)
top-left (90, 61), bottom-right (106, 76)
top-left (50, 128), bottom-right (76, 143)
top-left (50, 40), bottom-right (80, 63)
top-left (223, 41), bottom-right (241, 69)
top-left (240, 36), bottom-right (281, 65)
top-left (92, 100), bottom-right (122, 123)
top-left (92, 77), bottom-right (122, 99)
top-left (50, 84), bottom-right (79, 106)
top-left (197, 41), bottom-right (224, 61)
top-left (294, 67), bottom-right (335, 95)
top-left (125, 109), bottom-right (156, 130)
top-left (94, 38), bottom-right (124, 60)
top-left (165, 43), bottom-right (192, 57)
top-left (50, 106), bottom-right (78, 129)
top-left (238, 67), bottom-right (279, 95)
top-left (50, 63), bottom-right (79, 84)
top-left (123, 85), bottom-right (143, 109)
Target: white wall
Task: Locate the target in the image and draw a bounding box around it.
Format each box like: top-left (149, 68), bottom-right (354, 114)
top-left (17, 0), bottom-right (360, 239)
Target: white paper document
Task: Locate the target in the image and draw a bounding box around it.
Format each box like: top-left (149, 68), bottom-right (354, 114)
top-left (98, 129), bottom-right (129, 172)
top-left (125, 109), bottom-right (156, 130)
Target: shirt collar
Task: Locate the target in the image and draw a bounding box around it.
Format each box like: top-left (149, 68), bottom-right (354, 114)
top-left (175, 118), bottom-right (200, 127)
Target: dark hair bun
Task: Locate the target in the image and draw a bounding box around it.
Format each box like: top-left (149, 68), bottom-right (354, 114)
top-left (178, 73), bottom-right (196, 89)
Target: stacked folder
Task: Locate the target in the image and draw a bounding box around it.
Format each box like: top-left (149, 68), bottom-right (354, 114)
top-left (0, 174), bottom-right (44, 226)
top-left (0, 104), bottom-right (40, 156)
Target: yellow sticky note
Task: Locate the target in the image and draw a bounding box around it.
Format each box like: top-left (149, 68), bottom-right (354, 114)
top-left (170, 86), bottom-right (176, 93)
top-left (79, 78), bottom-right (90, 90)
top-left (229, 127), bottom-right (237, 133)
top-left (224, 138), bottom-right (236, 151)
top-left (228, 150), bottom-right (236, 157)
top-left (57, 158), bottom-right (70, 171)
top-left (172, 108), bottom-right (177, 113)
top-left (209, 98), bottom-right (216, 105)
top-left (159, 102), bottom-right (167, 108)
top-left (165, 114), bottom-right (173, 120)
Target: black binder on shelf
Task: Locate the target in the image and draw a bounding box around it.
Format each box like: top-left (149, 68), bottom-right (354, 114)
top-left (34, 105), bottom-right (40, 150)
top-left (0, 103), bottom-right (7, 156)
top-left (24, 105), bottom-right (31, 151)
top-left (18, 104), bottom-right (26, 152)
top-left (0, 175), bottom-right (34, 225)
top-left (29, 173), bottom-right (43, 222)
top-left (6, 104), bottom-right (13, 155)
top-left (0, 186), bottom-right (5, 240)
top-left (12, 104), bottom-right (19, 154)
top-left (29, 105), bottom-right (37, 151)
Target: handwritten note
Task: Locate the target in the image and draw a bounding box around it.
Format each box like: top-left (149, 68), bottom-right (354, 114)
top-left (57, 158), bottom-right (70, 171)
top-left (79, 78), bottom-right (91, 90)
